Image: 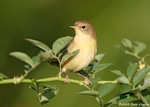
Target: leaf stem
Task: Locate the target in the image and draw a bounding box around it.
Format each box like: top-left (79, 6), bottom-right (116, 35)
top-left (137, 92), bottom-right (149, 107)
top-left (125, 51), bottom-right (141, 59)
top-left (96, 97), bottom-right (104, 107)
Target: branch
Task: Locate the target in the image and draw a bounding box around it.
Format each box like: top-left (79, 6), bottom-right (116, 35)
top-left (0, 76), bottom-right (117, 86)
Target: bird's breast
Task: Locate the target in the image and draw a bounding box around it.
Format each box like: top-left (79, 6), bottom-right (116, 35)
top-left (62, 35), bottom-right (97, 72)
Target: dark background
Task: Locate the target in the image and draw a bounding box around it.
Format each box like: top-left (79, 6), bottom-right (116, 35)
top-left (0, 0), bottom-right (150, 107)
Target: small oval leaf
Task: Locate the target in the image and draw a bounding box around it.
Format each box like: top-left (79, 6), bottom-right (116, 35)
top-left (93, 63), bottom-right (113, 74)
top-left (144, 95), bottom-right (150, 105)
top-left (0, 72), bottom-right (8, 80)
top-left (119, 96), bottom-right (137, 103)
top-left (38, 51), bottom-right (53, 61)
top-left (78, 90), bottom-right (99, 96)
top-left (121, 84), bottom-right (132, 94)
top-left (10, 52), bottom-right (34, 67)
top-left (111, 70), bottom-right (124, 77)
top-left (32, 56), bottom-right (41, 64)
top-left (38, 85), bottom-right (59, 105)
top-left (95, 54), bottom-right (105, 62)
top-left (134, 41), bottom-right (146, 55)
top-left (117, 76), bottom-right (130, 84)
top-left (52, 36), bottom-right (73, 55)
top-left (61, 49), bottom-right (79, 62)
top-left (99, 83), bottom-right (117, 97)
top-left (25, 38), bottom-right (52, 52)
top-left (133, 67), bottom-right (150, 86)
top-left (122, 38), bottom-right (132, 48)
top-left (39, 88), bottom-right (56, 105)
top-left (126, 63), bottom-right (138, 81)
top-left (140, 75), bottom-right (150, 91)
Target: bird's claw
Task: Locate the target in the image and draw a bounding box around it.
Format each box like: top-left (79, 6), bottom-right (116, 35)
top-left (64, 75), bottom-right (70, 83)
top-left (82, 78), bottom-right (92, 85)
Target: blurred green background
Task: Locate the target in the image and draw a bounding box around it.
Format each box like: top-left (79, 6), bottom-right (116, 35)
top-left (0, 0), bottom-right (150, 107)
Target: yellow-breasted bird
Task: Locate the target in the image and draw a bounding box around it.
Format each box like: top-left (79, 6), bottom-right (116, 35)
top-left (52, 20), bottom-right (97, 84)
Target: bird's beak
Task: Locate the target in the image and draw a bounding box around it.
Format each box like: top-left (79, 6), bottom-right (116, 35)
top-left (69, 25), bottom-right (75, 29)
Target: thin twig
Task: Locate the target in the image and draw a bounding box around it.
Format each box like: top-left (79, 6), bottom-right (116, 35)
top-left (137, 93), bottom-right (149, 107)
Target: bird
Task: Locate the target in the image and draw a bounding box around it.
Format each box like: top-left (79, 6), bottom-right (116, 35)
top-left (60, 20), bottom-right (97, 84)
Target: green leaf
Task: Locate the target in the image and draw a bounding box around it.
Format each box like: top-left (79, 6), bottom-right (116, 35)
top-left (78, 90), bottom-right (99, 96)
top-left (10, 52), bottom-right (34, 67)
top-left (126, 63), bottom-right (138, 81)
top-left (111, 70), bottom-right (124, 76)
top-left (144, 95), bottom-right (150, 105)
top-left (61, 49), bottom-right (79, 62)
top-left (52, 36), bottom-right (73, 55)
top-left (91, 77), bottom-right (101, 86)
top-left (32, 56), bottom-right (41, 64)
top-left (0, 72), bottom-right (8, 80)
top-left (119, 96), bottom-right (137, 103)
top-left (29, 86), bottom-right (38, 92)
top-left (24, 64), bottom-right (32, 71)
top-left (122, 38), bottom-right (132, 48)
top-left (121, 84), bottom-right (132, 94)
top-left (133, 67), bottom-right (150, 86)
top-left (134, 41), bottom-right (146, 55)
top-left (25, 38), bottom-right (52, 52)
top-left (40, 84), bottom-right (58, 90)
top-left (140, 75), bottom-right (150, 91)
top-left (108, 96), bottom-right (120, 107)
top-left (117, 76), bottom-right (130, 84)
top-left (99, 83), bottom-right (117, 97)
top-left (93, 63), bottom-right (113, 74)
top-left (37, 85), bottom-right (59, 105)
top-left (38, 51), bottom-right (53, 62)
top-left (39, 87), bottom-right (58, 105)
top-left (95, 53), bottom-right (105, 62)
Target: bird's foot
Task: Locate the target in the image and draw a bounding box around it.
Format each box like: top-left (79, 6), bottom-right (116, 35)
top-left (64, 75), bottom-right (70, 83)
top-left (82, 77), bottom-right (92, 85)
top-left (58, 69), bottom-right (70, 83)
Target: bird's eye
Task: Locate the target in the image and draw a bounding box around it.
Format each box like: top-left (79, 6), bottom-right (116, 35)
top-left (81, 26), bottom-right (86, 29)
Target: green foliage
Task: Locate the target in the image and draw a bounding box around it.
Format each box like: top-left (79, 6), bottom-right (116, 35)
top-left (133, 68), bottom-right (150, 86)
top-left (99, 83), bottom-right (116, 98)
top-left (126, 63), bottom-right (138, 82)
top-left (119, 95), bottom-right (137, 103)
top-left (87, 53), bottom-right (112, 76)
top-left (145, 95), bottom-right (150, 104)
top-left (78, 83), bottom-right (116, 98)
top-left (122, 38), bottom-right (133, 49)
top-left (117, 76), bottom-right (130, 85)
top-left (0, 72), bottom-right (8, 80)
top-left (95, 53), bottom-right (105, 62)
top-left (140, 76), bottom-right (150, 91)
top-left (108, 38), bottom-right (150, 107)
top-left (122, 38), bottom-right (147, 58)
top-left (61, 49), bottom-right (79, 62)
top-left (10, 52), bottom-right (34, 67)
top-left (30, 84), bottom-right (59, 105)
top-left (52, 36), bottom-right (73, 55)
top-left (0, 37), bottom-right (150, 107)
top-left (32, 56), bottom-right (41, 64)
top-left (120, 84), bottom-right (132, 94)
top-left (134, 41), bottom-right (146, 55)
top-left (111, 70), bottom-right (124, 76)
top-left (93, 63), bottom-right (113, 74)
top-left (25, 38), bottom-right (52, 52)
top-left (78, 90), bottom-right (99, 96)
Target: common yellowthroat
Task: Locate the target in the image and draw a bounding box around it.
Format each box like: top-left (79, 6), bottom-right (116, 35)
top-left (61, 20), bottom-right (97, 84)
